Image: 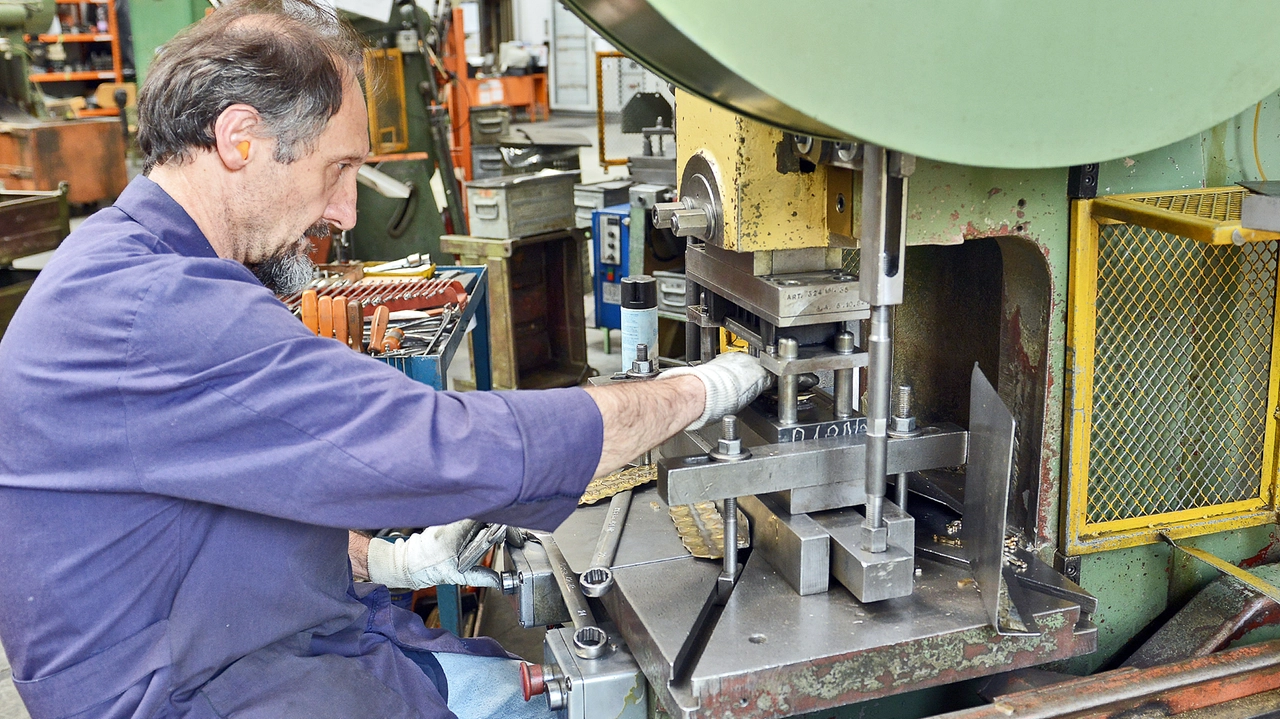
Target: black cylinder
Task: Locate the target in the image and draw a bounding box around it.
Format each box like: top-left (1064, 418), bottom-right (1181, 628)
top-left (621, 275), bottom-right (657, 309)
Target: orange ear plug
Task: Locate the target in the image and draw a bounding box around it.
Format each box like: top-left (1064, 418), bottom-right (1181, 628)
top-left (236, 141), bottom-right (250, 160)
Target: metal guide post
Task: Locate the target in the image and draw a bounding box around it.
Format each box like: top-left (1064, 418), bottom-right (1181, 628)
top-left (859, 144), bottom-right (911, 552)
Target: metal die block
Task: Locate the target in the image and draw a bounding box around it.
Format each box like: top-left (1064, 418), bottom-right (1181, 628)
top-left (738, 494), bottom-right (830, 595)
top-left (813, 507), bottom-right (914, 603)
top-left (544, 626), bottom-right (647, 719)
top-left (775, 481), bottom-right (866, 514)
top-left (685, 243), bottom-right (868, 327)
top-left (882, 500), bottom-right (915, 554)
top-left (504, 542), bottom-right (572, 628)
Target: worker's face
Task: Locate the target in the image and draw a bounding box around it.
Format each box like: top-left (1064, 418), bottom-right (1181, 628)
top-left (242, 74), bottom-right (369, 293)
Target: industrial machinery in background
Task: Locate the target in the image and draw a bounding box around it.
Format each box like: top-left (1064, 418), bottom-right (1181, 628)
top-left (495, 2), bottom-right (1280, 718)
top-left (1, 0), bottom-right (127, 207)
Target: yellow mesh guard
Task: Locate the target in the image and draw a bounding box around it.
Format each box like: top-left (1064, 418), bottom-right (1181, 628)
top-left (363, 49), bottom-right (409, 156)
top-left (1065, 191), bottom-right (1280, 554)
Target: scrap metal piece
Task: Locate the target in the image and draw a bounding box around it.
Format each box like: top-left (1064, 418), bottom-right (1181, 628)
top-left (581, 464), bottom-right (656, 506)
top-left (963, 364), bottom-right (1037, 636)
top-left (669, 501), bottom-right (750, 560)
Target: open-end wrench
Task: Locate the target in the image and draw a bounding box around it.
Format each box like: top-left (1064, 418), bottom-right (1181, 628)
top-left (530, 531), bottom-right (609, 659)
top-left (578, 489), bottom-right (632, 597)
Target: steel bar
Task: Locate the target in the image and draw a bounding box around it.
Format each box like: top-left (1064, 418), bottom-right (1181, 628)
top-left (863, 304), bottom-right (891, 535)
top-left (579, 489), bottom-right (633, 597)
top-left (776, 338), bottom-right (800, 425)
top-left (658, 425), bottom-right (968, 506)
top-left (931, 638), bottom-right (1280, 719)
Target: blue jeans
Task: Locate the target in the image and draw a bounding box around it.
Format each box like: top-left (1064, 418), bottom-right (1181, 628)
top-left (402, 648), bottom-right (556, 719)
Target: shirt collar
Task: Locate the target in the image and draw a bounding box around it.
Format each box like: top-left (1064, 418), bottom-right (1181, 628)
top-left (113, 175), bottom-right (220, 259)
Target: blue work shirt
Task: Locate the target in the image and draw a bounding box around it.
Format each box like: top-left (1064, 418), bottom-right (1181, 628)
top-left (0, 177), bottom-right (604, 718)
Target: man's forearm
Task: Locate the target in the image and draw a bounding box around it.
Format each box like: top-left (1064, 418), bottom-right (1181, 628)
top-left (348, 531), bottom-right (371, 581)
top-left (583, 374), bottom-right (703, 478)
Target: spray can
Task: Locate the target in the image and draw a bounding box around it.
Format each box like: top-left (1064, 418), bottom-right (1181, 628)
top-left (620, 275), bottom-right (659, 368)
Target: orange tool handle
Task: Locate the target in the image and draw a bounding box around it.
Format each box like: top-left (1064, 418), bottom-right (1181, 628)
top-left (333, 297), bottom-right (349, 346)
top-left (370, 305), bottom-right (390, 353)
top-left (300, 290), bottom-right (320, 335)
top-left (317, 296), bottom-right (334, 339)
top-left (348, 301), bottom-right (364, 353)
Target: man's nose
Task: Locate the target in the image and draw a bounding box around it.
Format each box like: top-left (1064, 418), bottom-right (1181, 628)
top-left (322, 173), bottom-right (359, 231)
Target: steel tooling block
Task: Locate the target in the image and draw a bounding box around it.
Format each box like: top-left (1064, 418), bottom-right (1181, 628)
top-left (607, 552), bottom-right (1096, 719)
top-left (658, 424), bottom-right (968, 505)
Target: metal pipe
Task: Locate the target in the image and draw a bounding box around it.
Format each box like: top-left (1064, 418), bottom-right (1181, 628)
top-left (864, 305), bottom-right (892, 528)
top-left (833, 331), bottom-right (856, 419)
top-left (777, 337), bottom-right (800, 425)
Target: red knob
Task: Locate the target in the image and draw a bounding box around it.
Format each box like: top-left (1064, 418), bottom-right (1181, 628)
top-left (520, 662), bottom-right (546, 702)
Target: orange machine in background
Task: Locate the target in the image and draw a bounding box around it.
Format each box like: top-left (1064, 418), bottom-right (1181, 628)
top-left (442, 6), bottom-right (549, 181)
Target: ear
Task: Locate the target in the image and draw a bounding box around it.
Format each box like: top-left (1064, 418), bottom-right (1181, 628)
top-left (213, 103), bottom-right (262, 171)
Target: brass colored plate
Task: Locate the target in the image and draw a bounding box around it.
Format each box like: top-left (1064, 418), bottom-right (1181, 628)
top-left (580, 464), bottom-right (657, 505)
top-left (669, 501), bottom-right (751, 560)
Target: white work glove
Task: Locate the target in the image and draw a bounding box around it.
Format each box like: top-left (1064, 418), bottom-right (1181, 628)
top-left (367, 520), bottom-right (502, 590)
top-left (659, 351), bottom-right (770, 430)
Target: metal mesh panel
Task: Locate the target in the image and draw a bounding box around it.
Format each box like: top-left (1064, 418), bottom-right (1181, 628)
top-left (1087, 224), bottom-right (1278, 523)
top-left (841, 248), bottom-right (860, 278)
top-left (1131, 189), bottom-right (1246, 221)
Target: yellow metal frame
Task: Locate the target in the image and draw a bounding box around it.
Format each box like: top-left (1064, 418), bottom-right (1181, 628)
top-left (1091, 186), bottom-right (1280, 246)
top-left (1064, 194), bottom-right (1280, 554)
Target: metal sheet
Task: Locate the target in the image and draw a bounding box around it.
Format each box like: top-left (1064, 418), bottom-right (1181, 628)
top-left (963, 364), bottom-right (1033, 635)
top-left (659, 424), bottom-right (968, 506)
top-left (564, 0), bottom-right (1280, 169)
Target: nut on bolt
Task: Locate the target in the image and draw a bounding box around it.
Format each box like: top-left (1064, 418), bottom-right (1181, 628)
top-left (709, 414), bottom-right (751, 462)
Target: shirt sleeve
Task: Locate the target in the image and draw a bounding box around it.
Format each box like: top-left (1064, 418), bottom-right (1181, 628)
top-left (121, 258), bottom-right (603, 531)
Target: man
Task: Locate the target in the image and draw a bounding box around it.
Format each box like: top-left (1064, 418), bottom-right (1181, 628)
top-left (0, 1), bottom-right (766, 717)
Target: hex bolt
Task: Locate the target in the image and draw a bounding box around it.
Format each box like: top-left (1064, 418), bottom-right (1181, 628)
top-left (652, 201), bottom-right (683, 229)
top-left (777, 337), bottom-right (800, 425)
top-left (895, 384), bottom-right (913, 418)
top-left (722, 414), bottom-right (738, 441)
top-left (627, 342), bottom-right (659, 378)
top-left (710, 413), bottom-right (750, 462)
top-left (833, 331), bottom-right (856, 419)
top-left (670, 207), bottom-right (712, 240)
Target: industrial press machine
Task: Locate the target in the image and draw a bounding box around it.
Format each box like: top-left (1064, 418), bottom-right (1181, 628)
top-left (500, 3), bottom-right (1280, 718)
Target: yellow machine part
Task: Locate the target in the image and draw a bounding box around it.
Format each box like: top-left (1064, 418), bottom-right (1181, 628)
top-left (1065, 190), bottom-right (1280, 554)
top-left (676, 91), bottom-right (856, 254)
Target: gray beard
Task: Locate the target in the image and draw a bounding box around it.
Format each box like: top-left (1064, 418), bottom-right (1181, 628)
top-left (248, 222), bottom-right (329, 295)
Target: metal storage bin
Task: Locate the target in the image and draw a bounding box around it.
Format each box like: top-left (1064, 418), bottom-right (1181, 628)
top-left (573, 180), bottom-right (633, 228)
top-left (441, 231), bottom-right (590, 390)
top-left (469, 105), bottom-right (510, 146)
top-left (652, 269), bottom-right (686, 315)
top-left (465, 170), bottom-right (579, 239)
top-left (471, 146), bottom-right (504, 180)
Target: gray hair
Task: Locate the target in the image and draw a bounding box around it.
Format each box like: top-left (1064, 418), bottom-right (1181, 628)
top-left (137, 0), bottom-right (365, 173)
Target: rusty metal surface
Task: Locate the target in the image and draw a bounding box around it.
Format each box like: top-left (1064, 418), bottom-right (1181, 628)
top-left (0, 119), bottom-right (127, 205)
top-left (1126, 563), bottom-right (1280, 669)
top-left (930, 638), bottom-right (1280, 719)
top-left (604, 549), bottom-right (1095, 719)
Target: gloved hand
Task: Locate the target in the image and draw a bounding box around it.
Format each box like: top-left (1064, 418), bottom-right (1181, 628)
top-left (366, 519), bottom-right (502, 589)
top-left (659, 351), bottom-right (770, 430)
